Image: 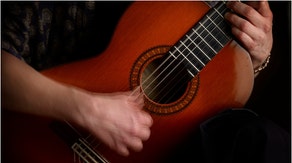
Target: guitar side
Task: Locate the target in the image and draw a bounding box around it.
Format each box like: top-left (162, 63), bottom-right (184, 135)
top-left (2, 2), bottom-right (254, 163)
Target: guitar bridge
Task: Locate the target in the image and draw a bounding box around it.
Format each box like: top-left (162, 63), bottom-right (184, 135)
top-left (72, 138), bottom-right (109, 163)
top-left (50, 121), bottom-right (109, 163)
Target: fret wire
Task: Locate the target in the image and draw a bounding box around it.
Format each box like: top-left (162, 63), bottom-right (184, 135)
top-left (191, 24), bottom-right (219, 55)
top-left (144, 2), bottom-right (232, 97)
top-left (180, 33), bottom-right (216, 61)
top-left (170, 42), bottom-right (190, 60)
top-left (197, 21), bottom-right (224, 54)
top-left (174, 46), bottom-right (200, 72)
top-left (189, 32), bottom-right (217, 61)
top-left (218, 3), bottom-right (231, 30)
top-left (171, 24), bottom-right (219, 68)
top-left (210, 9), bottom-right (231, 40)
top-left (173, 2), bottom-right (228, 55)
top-left (169, 51), bottom-right (178, 59)
top-left (169, 2), bottom-right (232, 74)
top-left (206, 34), bottom-right (224, 54)
top-left (214, 4), bottom-right (225, 19)
top-left (220, 1), bottom-right (228, 13)
top-left (186, 34), bottom-right (212, 60)
top-left (178, 13), bottom-right (225, 58)
top-left (143, 49), bottom-right (200, 100)
top-left (146, 3), bottom-right (231, 98)
top-left (207, 3), bottom-right (231, 37)
top-left (172, 36), bottom-right (211, 66)
top-left (204, 20), bottom-right (230, 47)
top-left (207, 15), bottom-right (229, 41)
top-left (176, 34), bottom-right (212, 68)
top-left (189, 6), bottom-right (229, 48)
top-left (176, 40), bottom-right (211, 71)
top-left (184, 35), bottom-right (214, 65)
top-left (187, 69), bottom-right (195, 77)
top-left (191, 28), bottom-right (219, 54)
top-left (213, 21), bottom-right (231, 45)
top-left (202, 5), bottom-right (228, 38)
top-left (180, 40), bottom-right (206, 66)
top-left (200, 9), bottom-right (230, 42)
top-left (215, 1), bottom-right (227, 16)
top-left (190, 48), bottom-right (208, 70)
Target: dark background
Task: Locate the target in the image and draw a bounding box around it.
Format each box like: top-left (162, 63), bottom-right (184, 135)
top-left (1, 1), bottom-right (290, 162)
top-left (245, 1), bottom-right (291, 134)
top-left (98, 1), bottom-right (292, 134)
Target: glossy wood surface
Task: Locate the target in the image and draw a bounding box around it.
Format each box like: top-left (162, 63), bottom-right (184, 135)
top-left (2, 2), bottom-right (254, 163)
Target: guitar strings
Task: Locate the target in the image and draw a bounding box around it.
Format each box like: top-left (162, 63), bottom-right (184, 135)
top-left (82, 1), bottom-right (230, 154)
top-left (158, 3), bottom-right (230, 104)
top-left (154, 3), bottom-right (230, 104)
top-left (127, 54), bottom-right (177, 100)
top-left (141, 1), bottom-right (227, 95)
top-left (142, 2), bottom-right (230, 104)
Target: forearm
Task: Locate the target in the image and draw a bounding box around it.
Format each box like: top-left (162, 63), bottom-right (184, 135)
top-left (1, 51), bottom-right (83, 122)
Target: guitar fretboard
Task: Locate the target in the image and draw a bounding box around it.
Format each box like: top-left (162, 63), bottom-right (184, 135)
top-left (168, 2), bottom-right (232, 77)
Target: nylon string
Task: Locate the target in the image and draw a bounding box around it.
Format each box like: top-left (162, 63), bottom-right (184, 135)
top-left (135, 2), bottom-right (230, 104)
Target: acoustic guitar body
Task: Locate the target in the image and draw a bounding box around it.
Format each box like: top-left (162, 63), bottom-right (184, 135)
top-left (2, 1), bottom-right (254, 163)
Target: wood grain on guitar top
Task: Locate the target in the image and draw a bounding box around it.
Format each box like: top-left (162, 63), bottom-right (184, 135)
top-left (3, 2), bottom-right (254, 163)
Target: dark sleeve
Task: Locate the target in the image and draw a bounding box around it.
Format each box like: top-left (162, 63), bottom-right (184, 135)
top-left (2, 2), bottom-right (59, 70)
top-left (200, 109), bottom-right (290, 163)
top-left (1, 2), bottom-right (34, 60)
top-left (1, 1), bottom-right (101, 70)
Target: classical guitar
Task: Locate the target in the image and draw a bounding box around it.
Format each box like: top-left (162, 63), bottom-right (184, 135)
top-left (3, 1), bottom-right (254, 163)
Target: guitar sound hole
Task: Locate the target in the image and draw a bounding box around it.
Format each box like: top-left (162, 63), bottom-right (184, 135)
top-left (141, 56), bottom-right (192, 104)
top-left (130, 46), bottom-right (199, 114)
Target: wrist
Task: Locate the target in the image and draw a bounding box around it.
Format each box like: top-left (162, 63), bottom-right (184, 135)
top-left (66, 87), bottom-right (99, 128)
top-left (254, 53), bottom-right (271, 74)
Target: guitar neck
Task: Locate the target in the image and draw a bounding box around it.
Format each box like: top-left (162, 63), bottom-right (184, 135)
top-left (168, 1), bottom-right (232, 77)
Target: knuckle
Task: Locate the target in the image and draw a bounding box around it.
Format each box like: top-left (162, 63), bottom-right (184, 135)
top-left (257, 33), bottom-right (265, 42)
top-left (130, 121), bottom-right (140, 136)
top-left (241, 38), bottom-right (255, 50)
top-left (243, 7), bottom-right (254, 19)
top-left (232, 27), bottom-right (244, 41)
top-left (262, 22), bottom-right (272, 33)
top-left (238, 21), bottom-right (249, 31)
top-left (247, 43), bottom-right (256, 52)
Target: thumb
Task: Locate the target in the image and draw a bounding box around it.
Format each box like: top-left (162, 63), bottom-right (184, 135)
top-left (127, 86), bottom-right (145, 108)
